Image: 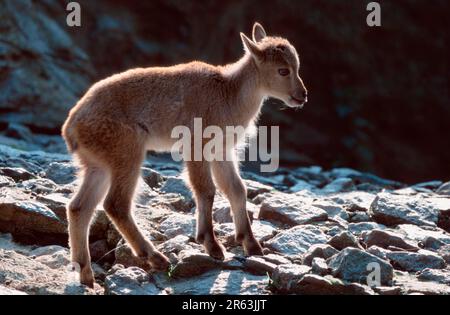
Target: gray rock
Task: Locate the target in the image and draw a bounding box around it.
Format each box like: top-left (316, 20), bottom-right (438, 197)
top-left (303, 244), bottom-right (339, 266)
top-left (36, 193), bottom-right (69, 215)
top-left (328, 168), bottom-right (362, 179)
top-left (421, 236), bottom-right (446, 250)
top-left (311, 257), bottom-right (329, 276)
top-left (327, 248), bottom-right (393, 285)
top-left (394, 271), bottom-right (450, 295)
top-left (0, 175), bottom-right (14, 188)
top-left (33, 246), bottom-right (71, 269)
top-left (158, 176), bottom-right (194, 209)
top-left (291, 166), bottom-right (326, 184)
top-left (89, 239), bottom-right (112, 263)
top-left (170, 250), bottom-right (222, 278)
top-left (271, 264), bottom-right (311, 292)
top-left (366, 245), bottom-right (390, 260)
top-left (328, 169), bottom-right (402, 190)
top-left (0, 187), bottom-right (66, 244)
top-left (105, 267), bottom-right (164, 295)
top-left (0, 167), bottom-right (35, 181)
top-left (0, 285), bottom-right (28, 295)
top-left (243, 172), bottom-right (285, 190)
top-left (348, 222), bottom-right (387, 235)
top-left (262, 253), bottom-right (291, 265)
top-left (288, 179), bottom-right (316, 193)
top-left (259, 193), bottom-right (327, 226)
top-left (288, 274), bottom-right (375, 295)
top-left (328, 191), bottom-right (376, 213)
top-left (326, 226), bottom-right (345, 237)
top-left (20, 178), bottom-right (58, 194)
top-left (244, 179), bottom-right (272, 199)
top-left (327, 231), bottom-right (363, 250)
top-left (413, 181), bottom-right (443, 190)
top-left (157, 235), bottom-right (200, 256)
top-left (141, 167), bottom-right (164, 188)
top-left (321, 177), bottom-right (354, 194)
top-left (436, 181), bottom-right (450, 196)
top-left (3, 123), bottom-right (33, 141)
top-left (265, 225), bottom-right (328, 256)
top-left (369, 192), bottom-right (450, 227)
top-left (386, 250), bottom-right (445, 272)
top-left (362, 229), bottom-right (419, 251)
top-left (159, 213), bottom-right (195, 238)
top-left (349, 211), bottom-right (371, 223)
top-left (0, 249), bottom-right (93, 295)
top-left (44, 162), bottom-right (76, 185)
top-left (244, 256), bottom-right (277, 275)
top-left (396, 224), bottom-right (450, 246)
top-left (373, 286), bottom-right (402, 295)
top-left (437, 245), bottom-right (450, 264)
top-left (311, 199), bottom-right (349, 221)
top-left (154, 269), bottom-right (269, 295)
top-left (29, 245), bottom-right (67, 257)
top-left (417, 268), bottom-right (450, 285)
top-left (0, 232), bottom-right (33, 255)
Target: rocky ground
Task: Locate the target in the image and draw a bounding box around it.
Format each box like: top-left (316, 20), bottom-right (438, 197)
top-left (1, 127), bottom-right (450, 295)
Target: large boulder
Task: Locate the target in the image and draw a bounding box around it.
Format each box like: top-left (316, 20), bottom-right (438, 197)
top-left (0, 187), bottom-right (66, 244)
top-left (105, 267), bottom-right (165, 295)
top-left (265, 225), bottom-right (328, 256)
top-left (369, 192), bottom-right (450, 228)
top-left (361, 229), bottom-right (419, 251)
top-left (270, 264), bottom-right (311, 292)
top-left (386, 250), bottom-right (446, 272)
top-left (327, 248), bottom-right (394, 285)
top-left (259, 193), bottom-right (327, 226)
top-left (289, 274), bottom-right (375, 295)
top-left (0, 249), bottom-right (94, 295)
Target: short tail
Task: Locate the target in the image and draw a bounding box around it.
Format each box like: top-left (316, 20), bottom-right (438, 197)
top-left (61, 117), bottom-right (78, 153)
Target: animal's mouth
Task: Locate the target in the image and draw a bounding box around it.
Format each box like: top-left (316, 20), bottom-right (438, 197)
top-left (289, 95), bottom-right (307, 107)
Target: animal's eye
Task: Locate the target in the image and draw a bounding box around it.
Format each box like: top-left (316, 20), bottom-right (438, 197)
top-left (278, 68), bottom-right (290, 76)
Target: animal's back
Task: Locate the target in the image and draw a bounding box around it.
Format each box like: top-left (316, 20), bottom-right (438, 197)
top-left (62, 61), bottom-right (226, 154)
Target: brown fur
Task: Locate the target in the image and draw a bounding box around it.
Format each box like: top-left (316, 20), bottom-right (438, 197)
top-left (62, 23), bottom-right (307, 287)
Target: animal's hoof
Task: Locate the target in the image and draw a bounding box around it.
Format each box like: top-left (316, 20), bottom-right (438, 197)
top-left (80, 268), bottom-right (95, 288)
top-left (148, 251), bottom-right (170, 271)
top-left (243, 238), bottom-right (264, 256)
top-left (204, 240), bottom-right (225, 261)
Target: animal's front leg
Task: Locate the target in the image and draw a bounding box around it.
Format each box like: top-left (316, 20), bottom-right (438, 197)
top-left (211, 160), bottom-right (263, 256)
top-left (186, 161), bottom-right (225, 260)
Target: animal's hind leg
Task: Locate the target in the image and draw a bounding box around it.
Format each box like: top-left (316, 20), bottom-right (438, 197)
top-left (103, 154), bottom-right (170, 271)
top-left (68, 165), bottom-right (109, 287)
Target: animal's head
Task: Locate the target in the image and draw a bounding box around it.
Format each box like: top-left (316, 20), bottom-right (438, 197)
top-left (241, 22), bottom-right (308, 108)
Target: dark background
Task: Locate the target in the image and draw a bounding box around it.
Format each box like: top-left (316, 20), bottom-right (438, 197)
top-left (0, 0), bottom-right (448, 183)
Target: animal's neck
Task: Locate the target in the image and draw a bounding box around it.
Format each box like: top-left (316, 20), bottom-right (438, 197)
top-left (224, 55), bottom-right (265, 127)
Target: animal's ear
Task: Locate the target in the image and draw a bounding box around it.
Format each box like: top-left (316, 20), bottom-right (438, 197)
top-left (240, 32), bottom-right (263, 61)
top-left (252, 22), bottom-right (267, 42)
